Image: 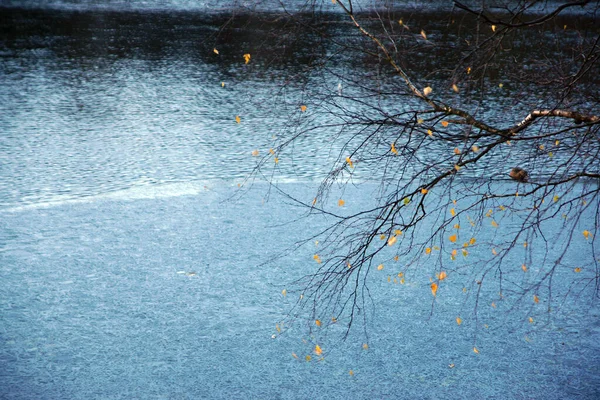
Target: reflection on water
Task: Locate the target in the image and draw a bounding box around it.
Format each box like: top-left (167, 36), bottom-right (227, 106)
top-left (1, 7), bottom-right (599, 209)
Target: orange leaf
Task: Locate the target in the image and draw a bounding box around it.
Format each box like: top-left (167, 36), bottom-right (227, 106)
top-left (456, 316), bottom-right (462, 325)
top-left (431, 282), bottom-right (438, 296)
top-left (449, 234), bottom-right (457, 243)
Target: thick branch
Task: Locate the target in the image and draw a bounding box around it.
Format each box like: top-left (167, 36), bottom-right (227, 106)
top-left (508, 109), bottom-right (600, 135)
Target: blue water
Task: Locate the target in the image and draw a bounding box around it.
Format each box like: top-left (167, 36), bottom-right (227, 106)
top-left (1, 4), bottom-right (599, 399)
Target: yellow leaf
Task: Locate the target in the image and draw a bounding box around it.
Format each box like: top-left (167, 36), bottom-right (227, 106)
top-left (338, 199), bottom-right (345, 207)
top-left (553, 195), bottom-right (559, 202)
top-left (423, 86), bottom-right (432, 96)
top-left (349, 370), bottom-right (354, 376)
top-left (492, 248), bottom-right (497, 255)
top-left (403, 197), bottom-right (410, 205)
top-left (331, 316), bottom-right (337, 322)
top-left (269, 148), bottom-right (275, 155)
top-left (529, 317), bottom-right (534, 323)
top-left (431, 282), bottom-right (438, 296)
top-left (312, 198), bottom-right (317, 206)
top-left (362, 343), bottom-right (369, 350)
top-left (498, 83), bottom-right (503, 88)
top-left (434, 246), bottom-right (440, 250)
top-left (453, 224), bottom-right (460, 229)
top-left (467, 66), bottom-right (472, 74)
top-left (235, 115), bottom-right (241, 124)
top-left (456, 316), bottom-right (462, 325)
top-left (300, 105), bottom-right (307, 112)
top-left (274, 157), bottom-right (279, 164)
top-left (469, 237), bottom-right (476, 245)
top-left (539, 144), bottom-right (545, 150)
top-left (417, 118), bottom-right (424, 124)
top-left (276, 324), bottom-right (281, 332)
top-left (391, 143), bottom-right (398, 155)
top-left (243, 53), bottom-right (251, 64)
top-left (473, 347), bottom-right (479, 354)
top-left (427, 129), bottom-right (433, 136)
top-left (574, 267), bottom-right (581, 273)
top-left (472, 145), bottom-right (479, 152)
top-left (441, 121), bottom-right (449, 127)
top-left (315, 319), bottom-right (321, 327)
top-left (213, 48), bottom-right (219, 54)
top-left (454, 165), bottom-right (461, 171)
top-left (583, 230), bottom-right (591, 239)
top-left (305, 355), bottom-right (312, 361)
top-left (449, 234), bottom-right (457, 243)
top-left (394, 229), bottom-right (403, 236)
top-left (345, 156), bottom-right (353, 168)
top-left (450, 208), bottom-right (456, 217)
top-left (282, 289), bottom-right (287, 297)
top-left (398, 272), bottom-right (404, 277)
top-left (452, 83), bottom-right (459, 93)
top-left (421, 188), bottom-right (428, 194)
top-left (462, 287), bottom-right (467, 293)
top-left (522, 264), bottom-right (527, 272)
top-left (394, 255), bottom-right (399, 261)
top-left (292, 352), bottom-right (299, 359)
top-left (380, 234), bottom-right (386, 240)
top-left (491, 220), bottom-right (499, 228)
top-left (221, 82), bottom-right (225, 87)
top-left (533, 295), bottom-right (539, 304)
top-left (315, 345), bottom-right (322, 356)
top-left (491, 302), bottom-right (496, 308)
top-left (313, 254), bottom-right (322, 264)
top-left (251, 149), bottom-right (259, 157)
top-left (454, 147), bottom-right (460, 155)
top-left (523, 241), bottom-right (528, 248)
top-left (421, 30), bottom-right (427, 40)
top-left (425, 247), bottom-right (432, 254)
top-left (400, 278), bottom-right (405, 284)
top-left (387, 236), bottom-right (397, 246)
top-left (491, 25), bottom-right (496, 32)
top-left (387, 275), bottom-right (391, 282)
top-left (377, 264), bottom-right (384, 271)
top-left (438, 271), bottom-right (447, 281)
top-left (462, 249), bottom-right (468, 257)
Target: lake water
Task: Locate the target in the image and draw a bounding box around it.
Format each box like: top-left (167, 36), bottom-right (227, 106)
top-left (1, 3), bottom-right (599, 399)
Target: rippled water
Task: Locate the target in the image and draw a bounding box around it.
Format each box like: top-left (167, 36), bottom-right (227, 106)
top-left (1, 4), bottom-right (599, 399)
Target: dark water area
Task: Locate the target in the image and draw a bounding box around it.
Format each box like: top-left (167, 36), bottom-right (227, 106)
top-left (1, 3), bottom-right (599, 399)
